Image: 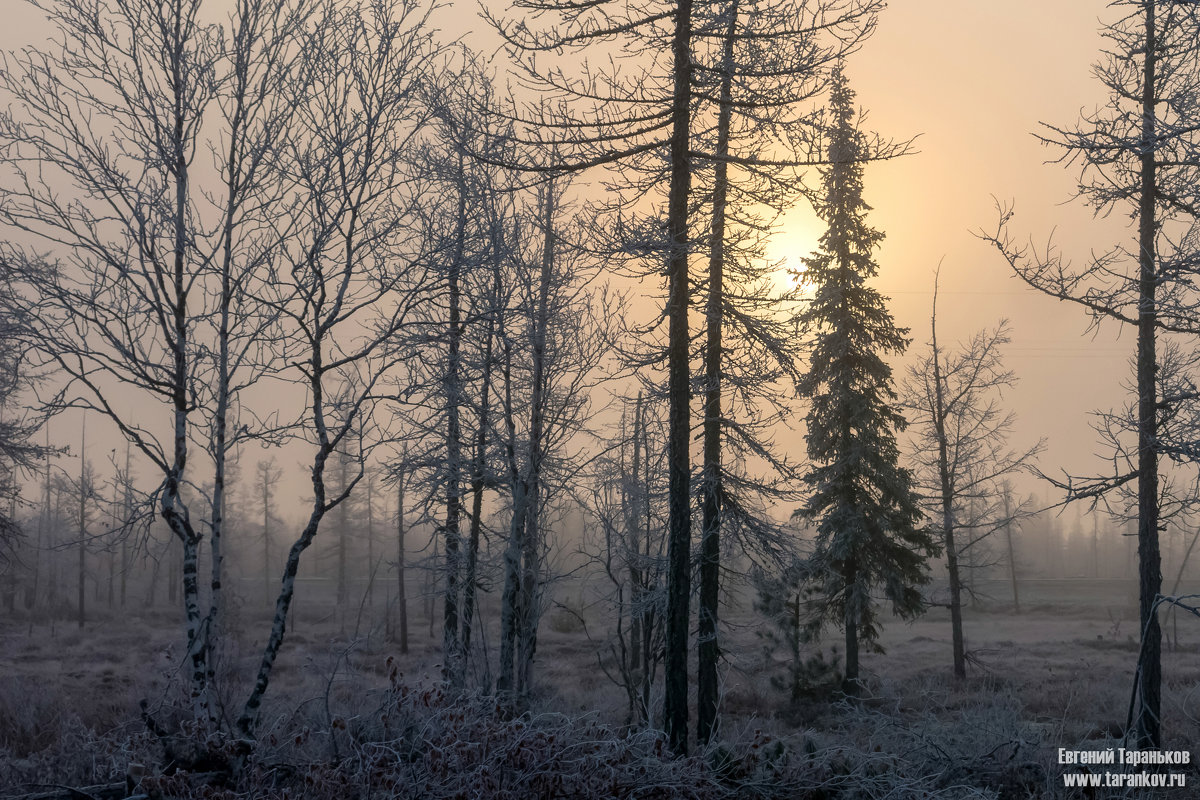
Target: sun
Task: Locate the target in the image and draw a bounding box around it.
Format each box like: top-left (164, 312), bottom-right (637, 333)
top-left (766, 204), bottom-right (824, 297)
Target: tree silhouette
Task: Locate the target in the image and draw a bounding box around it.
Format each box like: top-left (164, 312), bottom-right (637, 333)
top-left (794, 67), bottom-right (936, 694)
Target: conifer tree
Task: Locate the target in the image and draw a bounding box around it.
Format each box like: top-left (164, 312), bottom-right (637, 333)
top-left (982, 0), bottom-right (1200, 748)
top-left (795, 67), bottom-right (936, 694)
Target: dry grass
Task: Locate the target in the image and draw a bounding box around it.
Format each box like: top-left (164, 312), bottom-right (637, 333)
top-left (0, 580), bottom-right (1197, 798)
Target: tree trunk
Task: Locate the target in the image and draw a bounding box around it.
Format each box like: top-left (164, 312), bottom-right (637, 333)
top-left (462, 251), bottom-right (498, 659)
top-left (262, 476), bottom-right (271, 608)
top-left (640, 403), bottom-right (654, 723)
top-left (1003, 488), bottom-right (1020, 614)
top-left (28, 427), bottom-right (51, 611)
top-left (697, 0), bottom-right (739, 745)
top-left (207, 197), bottom-right (233, 714)
top-left (107, 522), bottom-right (115, 609)
top-left (367, 471), bottom-right (375, 609)
top-left (663, 0), bottom-right (696, 756)
top-left (239, 516), bottom-right (318, 737)
top-left (1133, 0), bottom-right (1162, 750)
top-left (929, 298), bottom-right (965, 678)
top-left (944, 513), bottom-right (966, 678)
top-left (157, 53), bottom-right (210, 725)
top-left (426, 533), bottom-right (436, 639)
top-left (77, 418), bottom-right (86, 630)
top-left (442, 156), bottom-right (467, 684)
top-left (337, 453), bottom-right (349, 629)
top-left (516, 181), bottom-right (555, 698)
top-left (517, 494), bottom-right (541, 695)
top-left (843, 559), bottom-right (859, 696)
top-left (497, 480), bottom-right (525, 696)
top-left (239, 405), bottom-right (338, 737)
top-left (397, 474), bottom-right (408, 655)
top-left (625, 396), bottom-right (644, 723)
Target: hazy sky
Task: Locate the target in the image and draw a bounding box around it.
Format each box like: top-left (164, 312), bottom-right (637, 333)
top-left (811, 0), bottom-right (1131, 488)
top-left (1, 0), bottom-right (1141, 508)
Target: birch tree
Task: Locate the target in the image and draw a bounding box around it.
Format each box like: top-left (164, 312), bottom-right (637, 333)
top-left (0, 0), bottom-right (223, 724)
top-left (495, 179), bottom-right (614, 703)
top-left (197, 0), bottom-right (316, 692)
top-left (398, 72), bottom-right (506, 684)
top-left (237, 0), bottom-right (441, 738)
top-left (587, 393), bottom-right (669, 727)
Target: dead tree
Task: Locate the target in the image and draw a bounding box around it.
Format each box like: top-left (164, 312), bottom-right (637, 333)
top-left (484, 0), bottom-right (700, 748)
top-left (981, 0), bottom-right (1200, 748)
top-left (902, 272), bottom-right (1041, 678)
top-left (587, 394), bottom-right (669, 727)
top-left (493, 178), bottom-right (614, 704)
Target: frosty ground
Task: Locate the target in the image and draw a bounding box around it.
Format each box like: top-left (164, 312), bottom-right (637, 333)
top-left (1, 578), bottom-right (1197, 799)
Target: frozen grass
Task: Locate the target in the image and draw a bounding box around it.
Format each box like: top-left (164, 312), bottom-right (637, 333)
top-left (0, 581), bottom-right (1198, 798)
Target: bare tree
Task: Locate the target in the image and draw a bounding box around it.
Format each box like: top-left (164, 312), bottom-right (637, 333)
top-left (902, 272), bottom-right (1042, 678)
top-left (73, 417), bottom-right (98, 628)
top-left (0, 0), bottom-right (323, 730)
top-left (587, 393), bottom-right (669, 727)
top-left (393, 460), bottom-right (411, 653)
top-left (495, 179), bottom-right (614, 704)
top-left (460, 175), bottom-right (512, 668)
top-left (0, 0), bottom-right (224, 724)
top-left (981, 0), bottom-right (1200, 748)
top-left (198, 0), bottom-right (317, 703)
top-left (237, 0), bottom-right (441, 738)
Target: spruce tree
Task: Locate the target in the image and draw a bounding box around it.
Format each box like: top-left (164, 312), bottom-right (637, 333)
top-left (795, 66), bottom-right (936, 695)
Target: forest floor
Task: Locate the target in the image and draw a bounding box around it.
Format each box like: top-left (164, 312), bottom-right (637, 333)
top-left (1, 578), bottom-right (1198, 798)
